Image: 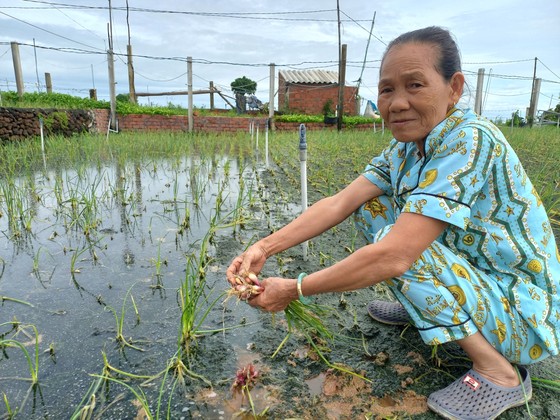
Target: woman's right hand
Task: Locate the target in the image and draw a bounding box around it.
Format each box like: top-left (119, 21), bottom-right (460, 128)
top-left (226, 243), bottom-right (268, 287)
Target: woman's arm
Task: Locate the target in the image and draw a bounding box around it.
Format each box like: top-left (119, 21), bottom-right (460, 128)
top-left (226, 176), bottom-right (383, 285)
top-left (249, 212), bottom-right (448, 312)
top-left (301, 212), bottom-right (448, 294)
top-left (256, 175), bottom-right (383, 257)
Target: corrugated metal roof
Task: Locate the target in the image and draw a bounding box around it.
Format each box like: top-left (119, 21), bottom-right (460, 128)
top-left (279, 69), bottom-right (339, 84)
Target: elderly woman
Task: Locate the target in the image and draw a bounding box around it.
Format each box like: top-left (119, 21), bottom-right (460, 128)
top-left (227, 26), bottom-right (560, 419)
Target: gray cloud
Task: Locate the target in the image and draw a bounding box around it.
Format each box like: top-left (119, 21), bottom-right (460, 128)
top-left (1, 0), bottom-right (558, 120)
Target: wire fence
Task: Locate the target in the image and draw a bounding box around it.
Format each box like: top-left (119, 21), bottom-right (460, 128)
top-left (1, 13), bottom-right (559, 123)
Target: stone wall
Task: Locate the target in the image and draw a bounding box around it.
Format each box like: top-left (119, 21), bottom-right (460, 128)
top-left (0, 107), bottom-right (94, 142)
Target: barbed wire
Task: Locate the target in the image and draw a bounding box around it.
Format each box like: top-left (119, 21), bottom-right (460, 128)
top-left (0, 10), bottom-right (104, 51)
top-left (538, 58), bottom-right (560, 81)
top-left (135, 71), bottom-right (187, 83)
top-left (3, 3), bottom-right (558, 87)
top-left (12, 2), bottom-right (368, 22)
top-left (1, 8), bottom-right (557, 117)
top-left (0, 47), bottom-right (10, 59)
top-left (2, 41), bottom-right (557, 85)
top-left (339, 10), bottom-right (386, 45)
top-left (3, 75), bottom-right (553, 118)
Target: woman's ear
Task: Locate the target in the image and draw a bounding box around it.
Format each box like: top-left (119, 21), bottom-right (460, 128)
top-left (450, 72), bottom-right (465, 104)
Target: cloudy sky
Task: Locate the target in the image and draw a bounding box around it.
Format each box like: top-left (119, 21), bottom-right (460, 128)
top-left (1, 0), bottom-right (559, 121)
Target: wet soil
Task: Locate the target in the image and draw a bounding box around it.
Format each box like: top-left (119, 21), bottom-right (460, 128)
top-left (204, 164), bottom-right (560, 420)
top-left (1, 150), bottom-right (559, 419)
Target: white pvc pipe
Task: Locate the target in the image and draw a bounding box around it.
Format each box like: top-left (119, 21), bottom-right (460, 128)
top-left (39, 117), bottom-right (45, 153)
top-left (299, 124), bottom-right (308, 261)
top-left (265, 119), bottom-right (269, 167)
top-left (39, 117), bottom-right (47, 171)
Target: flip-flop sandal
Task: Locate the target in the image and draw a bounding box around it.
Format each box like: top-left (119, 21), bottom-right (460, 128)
top-left (367, 300), bottom-right (411, 325)
top-left (427, 365), bottom-right (532, 420)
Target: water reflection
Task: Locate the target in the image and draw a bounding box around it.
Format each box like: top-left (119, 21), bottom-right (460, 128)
top-left (0, 154), bottom-right (257, 418)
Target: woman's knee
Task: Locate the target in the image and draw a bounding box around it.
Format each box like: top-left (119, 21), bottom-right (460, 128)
top-left (354, 195), bottom-right (396, 243)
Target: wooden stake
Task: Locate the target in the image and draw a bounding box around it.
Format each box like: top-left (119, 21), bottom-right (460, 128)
top-left (45, 72), bottom-right (52, 93)
top-left (11, 42), bottom-right (24, 97)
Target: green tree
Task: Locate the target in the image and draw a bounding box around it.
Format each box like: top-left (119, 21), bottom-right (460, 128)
top-left (506, 110), bottom-right (525, 127)
top-left (230, 76), bottom-right (257, 95)
top-left (116, 93), bottom-right (130, 103)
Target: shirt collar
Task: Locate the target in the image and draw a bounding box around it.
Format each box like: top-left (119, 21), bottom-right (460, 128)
top-left (422, 107), bottom-right (467, 158)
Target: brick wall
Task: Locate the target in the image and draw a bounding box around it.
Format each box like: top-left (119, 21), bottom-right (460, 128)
top-left (92, 109), bottom-right (269, 134)
top-left (0, 108), bottom-right (375, 142)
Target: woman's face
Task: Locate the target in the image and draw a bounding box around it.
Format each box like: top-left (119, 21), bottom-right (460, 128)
top-left (377, 42), bottom-right (463, 146)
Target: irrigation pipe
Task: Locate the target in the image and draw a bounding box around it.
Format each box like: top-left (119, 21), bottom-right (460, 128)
top-left (249, 120), bottom-right (254, 147)
top-left (105, 116), bottom-right (119, 142)
top-left (39, 117), bottom-right (45, 153)
top-left (39, 117), bottom-right (47, 171)
top-left (299, 124), bottom-right (308, 261)
top-left (256, 121), bottom-right (259, 151)
top-left (265, 118), bottom-right (269, 167)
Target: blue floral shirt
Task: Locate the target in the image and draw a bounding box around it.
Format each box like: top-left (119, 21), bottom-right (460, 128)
top-left (363, 108), bottom-right (560, 353)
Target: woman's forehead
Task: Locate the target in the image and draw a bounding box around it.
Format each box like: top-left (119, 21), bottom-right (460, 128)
top-left (380, 43), bottom-right (440, 76)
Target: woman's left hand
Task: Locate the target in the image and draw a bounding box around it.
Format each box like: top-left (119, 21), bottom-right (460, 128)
top-left (247, 277), bottom-right (298, 312)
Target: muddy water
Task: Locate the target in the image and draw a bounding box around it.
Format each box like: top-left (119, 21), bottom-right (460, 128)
top-left (2, 152), bottom-right (560, 420)
top-left (0, 155), bottom-right (284, 418)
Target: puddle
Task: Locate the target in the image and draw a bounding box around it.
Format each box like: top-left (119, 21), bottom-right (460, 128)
top-left (0, 154), bottom-right (281, 418)
top-left (3, 141), bottom-right (556, 419)
top-left (306, 372), bottom-right (326, 397)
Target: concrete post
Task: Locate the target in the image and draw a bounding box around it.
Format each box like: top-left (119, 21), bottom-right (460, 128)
top-left (11, 42), bottom-right (24, 96)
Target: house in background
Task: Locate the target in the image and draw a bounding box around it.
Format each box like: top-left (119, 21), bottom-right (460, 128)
top-left (277, 69), bottom-right (359, 116)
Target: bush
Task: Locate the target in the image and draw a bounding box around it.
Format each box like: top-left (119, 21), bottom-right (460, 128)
top-left (275, 113), bottom-right (381, 125)
top-left (1, 91), bottom-right (109, 110)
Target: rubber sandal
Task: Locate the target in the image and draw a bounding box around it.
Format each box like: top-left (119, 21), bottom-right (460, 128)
top-left (367, 300), bottom-right (410, 325)
top-left (427, 365), bottom-right (532, 420)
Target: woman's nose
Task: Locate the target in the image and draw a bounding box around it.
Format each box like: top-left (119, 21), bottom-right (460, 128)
top-left (388, 92), bottom-right (410, 112)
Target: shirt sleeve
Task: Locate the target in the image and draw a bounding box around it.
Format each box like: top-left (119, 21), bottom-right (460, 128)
top-left (403, 125), bottom-right (497, 230)
top-left (361, 141), bottom-right (398, 196)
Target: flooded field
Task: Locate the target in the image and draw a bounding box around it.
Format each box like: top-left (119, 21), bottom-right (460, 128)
top-left (1, 129), bottom-right (559, 419)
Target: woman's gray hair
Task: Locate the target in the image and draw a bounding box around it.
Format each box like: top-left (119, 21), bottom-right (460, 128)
top-left (381, 26), bottom-right (462, 82)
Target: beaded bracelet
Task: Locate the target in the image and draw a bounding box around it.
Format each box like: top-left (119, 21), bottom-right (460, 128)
top-left (297, 272), bottom-right (311, 304)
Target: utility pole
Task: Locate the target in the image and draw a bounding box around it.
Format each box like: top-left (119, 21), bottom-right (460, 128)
top-left (107, 0), bottom-right (117, 130)
top-left (127, 45), bottom-right (136, 104)
top-left (10, 42), bottom-right (24, 97)
top-left (107, 39), bottom-right (117, 130)
top-left (529, 78), bottom-right (542, 125)
top-left (126, 0), bottom-right (136, 104)
top-left (336, 0), bottom-right (342, 131)
top-left (209, 81), bottom-right (215, 110)
top-left (337, 44), bottom-right (347, 131)
top-left (33, 38), bottom-right (41, 92)
top-left (187, 56), bottom-right (193, 133)
top-left (269, 63), bottom-right (275, 130)
top-left (528, 57), bottom-right (537, 127)
top-left (474, 68), bottom-right (485, 115)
